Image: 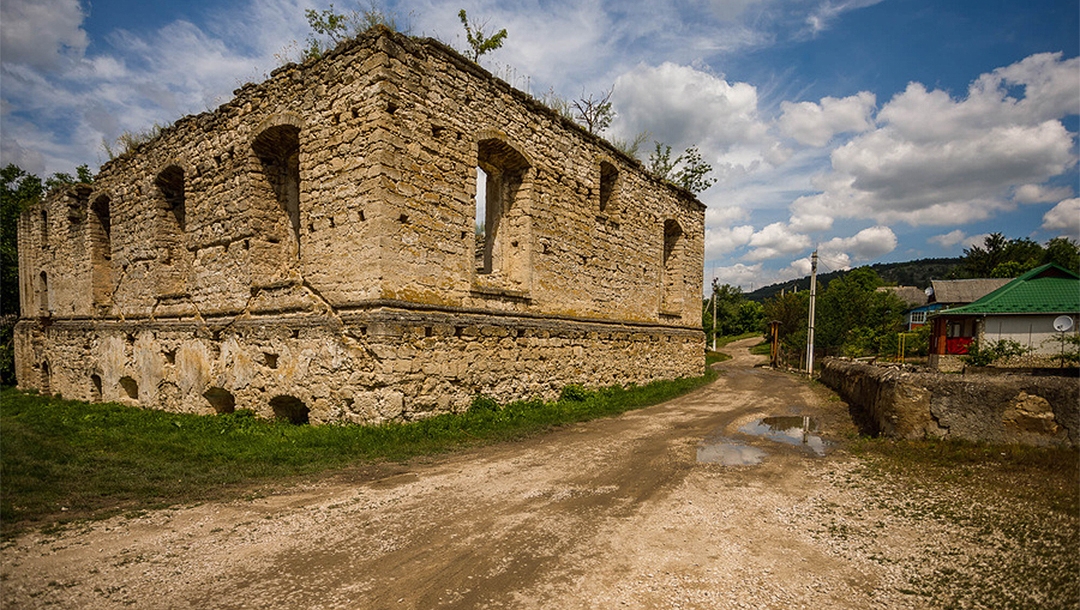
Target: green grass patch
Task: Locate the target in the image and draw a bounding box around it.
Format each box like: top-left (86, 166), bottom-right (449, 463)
top-left (748, 341), bottom-right (771, 356)
top-left (843, 437), bottom-right (1079, 607)
top-left (0, 371), bottom-right (716, 538)
top-left (712, 332), bottom-right (760, 349)
top-left (705, 350), bottom-right (730, 366)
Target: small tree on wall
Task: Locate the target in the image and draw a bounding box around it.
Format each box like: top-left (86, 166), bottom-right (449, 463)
top-left (458, 9), bottom-right (507, 62)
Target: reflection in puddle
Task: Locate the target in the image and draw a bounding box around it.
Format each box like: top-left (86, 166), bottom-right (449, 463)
top-left (698, 415), bottom-right (829, 466)
top-left (696, 438), bottom-right (766, 465)
top-left (739, 416), bottom-right (828, 456)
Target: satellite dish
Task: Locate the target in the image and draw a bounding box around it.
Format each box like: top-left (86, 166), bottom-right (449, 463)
top-left (1053, 315), bottom-right (1074, 332)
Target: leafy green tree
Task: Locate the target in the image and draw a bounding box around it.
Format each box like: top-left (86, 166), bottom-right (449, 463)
top-left (304, 5), bottom-right (353, 59)
top-left (762, 289), bottom-right (809, 363)
top-left (458, 9), bottom-right (507, 62)
top-left (958, 233), bottom-right (1070, 278)
top-left (1042, 237), bottom-right (1080, 273)
top-left (815, 267), bottom-right (905, 358)
top-left (647, 142), bottom-right (716, 194)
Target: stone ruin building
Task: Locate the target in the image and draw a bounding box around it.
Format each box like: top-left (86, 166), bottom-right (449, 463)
top-left (15, 27), bottom-right (705, 424)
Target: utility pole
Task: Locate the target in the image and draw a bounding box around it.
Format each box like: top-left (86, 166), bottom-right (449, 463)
top-left (711, 278), bottom-right (717, 351)
top-left (806, 250), bottom-right (818, 378)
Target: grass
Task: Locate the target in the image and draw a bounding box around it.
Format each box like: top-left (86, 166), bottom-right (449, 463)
top-left (842, 437), bottom-right (1080, 608)
top-left (0, 371), bottom-right (716, 538)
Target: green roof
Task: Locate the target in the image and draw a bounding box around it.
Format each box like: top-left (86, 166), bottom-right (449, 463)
top-left (936, 263), bottom-right (1080, 317)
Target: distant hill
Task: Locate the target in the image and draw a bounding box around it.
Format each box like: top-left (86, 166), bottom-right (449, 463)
top-left (745, 257), bottom-right (963, 302)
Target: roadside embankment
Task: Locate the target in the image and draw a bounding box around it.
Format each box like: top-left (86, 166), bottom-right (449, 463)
top-left (819, 357), bottom-right (1079, 447)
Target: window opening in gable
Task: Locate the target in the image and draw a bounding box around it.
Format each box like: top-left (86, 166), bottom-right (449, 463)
top-left (599, 161), bottom-right (618, 214)
top-left (156, 165), bottom-right (186, 231)
top-left (40, 362), bottom-right (51, 395)
top-left (90, 195), bottom-right (113, 308)
top-left (662, 219), bottom-right (684, 312)
top-left (253, 125), bottom-right (302, 258)
top-left (38, 271), bottom-right (48, 314)
top-left (475, 137), bottom-right (531, 288)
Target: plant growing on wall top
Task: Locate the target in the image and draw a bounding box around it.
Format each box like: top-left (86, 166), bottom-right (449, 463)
top-left (573, 87), bottom-right (614, 135)
top-left (647, 142), bottom-right (717, 194)
top-left (458, 9), bottom-right (507, 62)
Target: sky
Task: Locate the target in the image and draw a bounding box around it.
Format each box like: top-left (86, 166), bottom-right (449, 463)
top-left (2, 0), bottom-right (1078, 292)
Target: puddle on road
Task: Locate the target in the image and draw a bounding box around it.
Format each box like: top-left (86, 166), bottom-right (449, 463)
top-left (696, 439), bottom-right (767, 466)
top-left (698, 415), bottom-right (829, 465)
top-left (739, 416), bottom-right (828, 457)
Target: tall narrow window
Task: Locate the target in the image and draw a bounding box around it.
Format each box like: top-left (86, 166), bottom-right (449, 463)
top-left (253, 125), bottom-right (301, 258)
top-left (90, 195), bottom-right (112, 307)
top-left (156, 165), bottom-right (186, 231)
top-left (599, 161), bottom-right (618, 214)
top-left (40, 210), bottom-right (48, 248)
top-left (662, 219), bottom-right (684, 312)
top-left (475, 137), bottom-right (530, 286)
top-left (38, 271), bottom-right (49, 314)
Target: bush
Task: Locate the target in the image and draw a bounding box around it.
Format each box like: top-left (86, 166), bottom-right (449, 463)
top-left (559, 384), bottom-right (593, 402)
top-left (962, 339), bottom-right (1031, 367)
top-left (468, 394), bottom-right (499, 413)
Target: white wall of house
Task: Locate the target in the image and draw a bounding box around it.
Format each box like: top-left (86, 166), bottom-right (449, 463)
top-left (977, 314), bottom-right (1079, 354)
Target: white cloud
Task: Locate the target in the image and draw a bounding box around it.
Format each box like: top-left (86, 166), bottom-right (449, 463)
top-left (612, 62), bottom-right (769, 155)
top-left (1041, 198), bottom-right (1080, 238)
top-left (711, 262), bottom-right (765, 290)
top-left (744, 222), bottom-right (811, 261)
top-left (0, 0), bottom-right (88, 71)
top-left (1014, 183), bottom-right (1074, 204)
top-left (706, 225), bottom-right (755, 259)
top-left (929, 229), bottom-right (968, 248)
top-left (778, 91), bottom-right (876, 147)
top-left (791, 53), bottom-right (1080, 227)
top-left (818, 225), bottom-right (897, 262)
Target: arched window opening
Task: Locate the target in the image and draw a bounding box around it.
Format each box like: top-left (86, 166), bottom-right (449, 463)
top-left (270, 394), bottom-right (309, 424)
top-left (156, 165), bottom-right (186, 231)
top-left (90, 374), bottom-right (103, 401)
top-left (253, 125), bottom-right (301, 258)
top-left (119, 376), bottom-right (139, 400)
top-left (90, 195), bottom-right (113, 307)
top-left (204, 387), bottom-right (236, 414)
top-left (475, 137), bottom-right (530, 283)
top-left (662, 219), bottom-right (684, 312)
top-left (599, 161), bottom-right (618, 214)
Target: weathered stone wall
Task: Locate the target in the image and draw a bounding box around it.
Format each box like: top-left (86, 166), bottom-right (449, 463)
top-left (820, 358), bottom-right (1079, 447)
top-left (15, 27), bottom-right (706, 422)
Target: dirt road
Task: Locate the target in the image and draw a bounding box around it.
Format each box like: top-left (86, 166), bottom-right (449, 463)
top-left (1, 338), bottom-right (1071, 609)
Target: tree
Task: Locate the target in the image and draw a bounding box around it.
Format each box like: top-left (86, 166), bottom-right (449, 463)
top-left (572, 87), bottom-right (614, 134)
top-left (762, 290), bottom-right (809, 365)
top-left (1042, 237), bottom-right (1080, 273)
top-left (815, 267), bottom-right (905, 358)
top-left (958, 233), bottom-right (1080, 278)
top-left (647, 142), bottom-right (716, 194)
top-left (299, 2), bottom-right (404, 62)
top-left (458, 9), bottom-right (507, 62)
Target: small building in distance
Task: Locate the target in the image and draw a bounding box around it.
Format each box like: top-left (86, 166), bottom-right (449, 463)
top-left (929, 264), bottom-right (1080, 370)
top-left (15, 27), bottom-right (705, 424)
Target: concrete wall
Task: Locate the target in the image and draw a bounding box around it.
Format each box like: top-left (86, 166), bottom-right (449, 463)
top-left (820, 358), bottom-right (1078, 447)
top-left (15, 27), bottom-right (706, 423)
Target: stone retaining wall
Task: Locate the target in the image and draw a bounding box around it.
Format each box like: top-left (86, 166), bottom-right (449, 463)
top-left (819, 358), bottom-right (1079, 447)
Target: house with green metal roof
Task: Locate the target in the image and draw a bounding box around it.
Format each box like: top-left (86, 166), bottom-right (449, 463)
top-left (928, 263), bottom-right (1080, 368)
